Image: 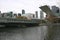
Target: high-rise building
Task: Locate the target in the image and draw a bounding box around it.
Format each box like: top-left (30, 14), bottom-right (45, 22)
top-left (18, 13), bottom-right (21, 16)
top-left (14, 14), bottom-right (17, 17)
top-left (0, 11), bottom-right (1, 14)
top-left (35, 11), bottom-right (38, 18)
top-left (40, 10), bottom-right (44, 19)
top-left (33, 14), bottom-right (35, 18)
top-left (52, 6), bottom-right (60, 13)
top-left (51, 6), bottom-right (60, 17)
top-left (9, 11), bottom-right (13, 17)
top-left (22, 9), bottom-right (25, 14)
top-left (0, 11), bottom-right (2, 17)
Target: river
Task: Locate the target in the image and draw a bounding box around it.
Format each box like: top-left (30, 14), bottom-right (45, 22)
top-left (1, 25), bottom-right (60, 40)
top-left (0, 25), bottom-right (48, 40)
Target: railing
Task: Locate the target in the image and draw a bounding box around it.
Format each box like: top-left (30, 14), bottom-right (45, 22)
top-left (0, 18), bottom-right (41, 23)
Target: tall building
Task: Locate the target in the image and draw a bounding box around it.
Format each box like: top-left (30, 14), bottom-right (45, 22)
top-left (18, 13), bottom-right (21, 16)
top-left (33, 14), bottom-right (35, 18)
top-left (40, 10), bottom-right (44, 19)
top-left (22, 9), bottom-right (25, 14)
top-left (14, 14), bottom-right (17, 17)
top-left (51, 6), bottom-right (60, 17)
top-left (35, 11), bottom-right (38, 18)
top-left (0, 11), bottom-right (2, 17)
top-left (0, 11), bottom-right (1, 13)
top-left (52, 6), bottom-right (60, 13)
top-left (9, 11), bottom-right (13, 17)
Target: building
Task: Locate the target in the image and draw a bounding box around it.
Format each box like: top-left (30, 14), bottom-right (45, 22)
top-left (51, 6), bottom-right (60, 17)
top-left (35, 11), bottom-right (38, 18)
top-left (13, 13), bottom-right (17, 18)
top-left (22, 9), bottom-right (25, 14)
top-left (9, 11), bottom-right (13, 17)
top-left (33, 14), bottom-right (35, 18)
top-left (18, 13), bottom-right (21, 16)
top-left (40, 10), bottom-right (44, 19)
top-left (0, 11), bottom-right (1, 13)
top-left (21, 13), bottom-right (35, 19)
top-left (2, 13), bottom-right (7, 18)
top-left (0, 11), bottom-right (2, 17)
top-left (52, 6), bottom-right (60, 13)
top-left (1, 11), bottom-right (14, 18)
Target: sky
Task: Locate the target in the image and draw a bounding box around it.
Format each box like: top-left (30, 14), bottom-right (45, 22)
top-left (0, 0), bottom-right (60, 14)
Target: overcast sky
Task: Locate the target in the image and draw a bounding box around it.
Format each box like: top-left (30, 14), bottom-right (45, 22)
top-left (0, 0), bottom-right (60, 13)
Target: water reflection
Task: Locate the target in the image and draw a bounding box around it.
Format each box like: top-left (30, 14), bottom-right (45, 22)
top-left (0, 25), bottom-right (60, 40)
top-left (45, 25), bottom-right (60, 40)
top-left (0, 25), bottom-right (48, 40)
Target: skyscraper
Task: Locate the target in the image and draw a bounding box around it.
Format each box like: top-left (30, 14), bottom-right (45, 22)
top-left (40, 10), bottom-right (44, 19)
top-left (33, 14), bottom-right (35, 18)
top-left (9, 11), bottom-right (13, 17)
top-left (18, 13), bottom-right (21, 16)
top-left (35, 11), bottom-right (38, 18)
top-left (0, 11), bottom-right (1, 17)
top-left (14, 14), bottom-right (17, 17)
top-left (52, 6), bottom-right (60, 13)
top-left (51, 6), bottom-right (60, 17)
top-left (22, 9), bottom-right (25, 14)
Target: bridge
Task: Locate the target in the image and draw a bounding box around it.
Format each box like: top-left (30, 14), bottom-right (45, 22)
top-left (40, 5), bottom-right (60, 40)
top-left (40, 5), bottom-right (60, 23)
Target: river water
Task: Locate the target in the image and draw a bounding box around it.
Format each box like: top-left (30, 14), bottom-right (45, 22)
top-left (0, 25), bottom-right (48, 40)
top-left (1, 25), bottom-right (60, 40)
